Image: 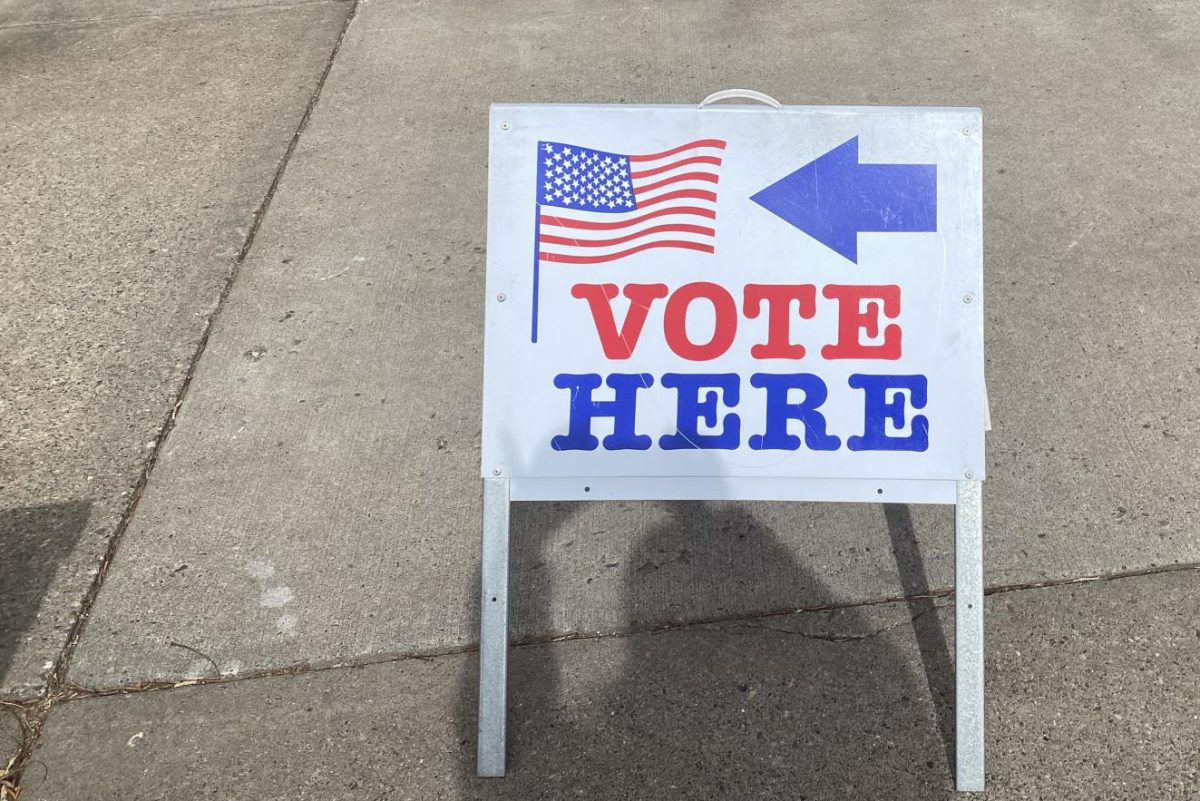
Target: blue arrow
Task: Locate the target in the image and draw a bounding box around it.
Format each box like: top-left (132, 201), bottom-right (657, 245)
top-left (750, 137), bottom-right (937, 263)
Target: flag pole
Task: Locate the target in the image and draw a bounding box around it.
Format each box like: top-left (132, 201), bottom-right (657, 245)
top-left (531, 202), bottom-right (541, 343)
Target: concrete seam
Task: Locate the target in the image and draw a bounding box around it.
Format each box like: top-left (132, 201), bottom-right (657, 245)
top-left (24, 559), bottom-right (1200, 706)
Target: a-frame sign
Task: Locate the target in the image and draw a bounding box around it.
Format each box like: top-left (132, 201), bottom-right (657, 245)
top-left (478, 93), bottom-right (987, 792)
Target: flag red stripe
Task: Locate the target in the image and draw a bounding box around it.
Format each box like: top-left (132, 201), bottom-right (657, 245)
top-left (632, 171), bottom-right (720, 194)
top-left (540, 223), bottom-right (715, 249)
top-left (637, 189), bottom-right (718, 207)
top-left (540, 205), bottom-right (716, 230)
top-left (629, 155), bottom-right (723, 179)
top-left (539, 240), bottom-right (715, 264)
top-left (628, 139), bottom-right (727, 163)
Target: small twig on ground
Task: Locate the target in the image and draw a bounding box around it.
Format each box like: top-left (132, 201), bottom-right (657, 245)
top-left (167, 641), bottom-right (221, 677)
top-left (1, 698), bottom-right (46, 800)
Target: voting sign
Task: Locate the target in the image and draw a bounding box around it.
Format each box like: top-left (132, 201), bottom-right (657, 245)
top-left (481, 103), bottom-right (984, 503)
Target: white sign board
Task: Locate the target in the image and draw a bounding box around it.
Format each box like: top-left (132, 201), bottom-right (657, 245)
top-left (482, 103), bottom-right (984, 504)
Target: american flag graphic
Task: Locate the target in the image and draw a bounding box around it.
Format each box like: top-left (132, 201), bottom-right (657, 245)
top-left (535, 138), bottom-right (727, 264)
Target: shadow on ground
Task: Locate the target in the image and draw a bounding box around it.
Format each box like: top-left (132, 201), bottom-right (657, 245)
top-left (453, 500), bottom-right (958, 800)
top-left (0, 502), bottom-right (91, 698)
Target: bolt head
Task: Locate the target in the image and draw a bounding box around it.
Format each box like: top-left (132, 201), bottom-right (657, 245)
top-left (499, 122), bottom-right (510, 131)
top-left (492, 468), bottom-right (502, 476)
top-left (496, 293), bottom-right (506, 302)
top-left (963, 294), bottom-right (973, 304)
top-left (964, 469), bottom-right (974, 479)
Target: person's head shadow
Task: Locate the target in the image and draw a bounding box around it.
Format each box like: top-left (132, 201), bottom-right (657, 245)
top-left (454, 498), bottom-right (956, 800)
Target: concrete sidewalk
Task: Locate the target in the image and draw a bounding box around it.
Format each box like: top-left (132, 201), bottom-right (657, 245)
top-left (4, 0), bottom-right (1200, 797)
top-left (20, 571), bottom-right (1200, 799)
top-left (0, 0), bottom-right (353, 698)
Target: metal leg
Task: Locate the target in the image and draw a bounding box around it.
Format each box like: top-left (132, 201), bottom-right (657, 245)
top-left (954, 479), bottom-right (985, 792)
top-left (477, 477), bottom-right (511, 777)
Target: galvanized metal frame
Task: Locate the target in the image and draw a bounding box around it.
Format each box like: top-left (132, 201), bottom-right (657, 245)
top-left (476, 480), bottom-right (985, 791)
top-left (477, 477), bottom-right (511, 777)
top-left (955, 479), bottom-right (985, 791)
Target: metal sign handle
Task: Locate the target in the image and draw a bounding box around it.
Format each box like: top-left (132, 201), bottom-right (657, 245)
top-left (698, 88), bottom-right (783, 109)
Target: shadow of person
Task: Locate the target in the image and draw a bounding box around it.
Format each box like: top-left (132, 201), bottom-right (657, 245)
top-left (0, 501), bottom-right (92, 693)
top-left (453, 499), bottom-right (956, 800)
